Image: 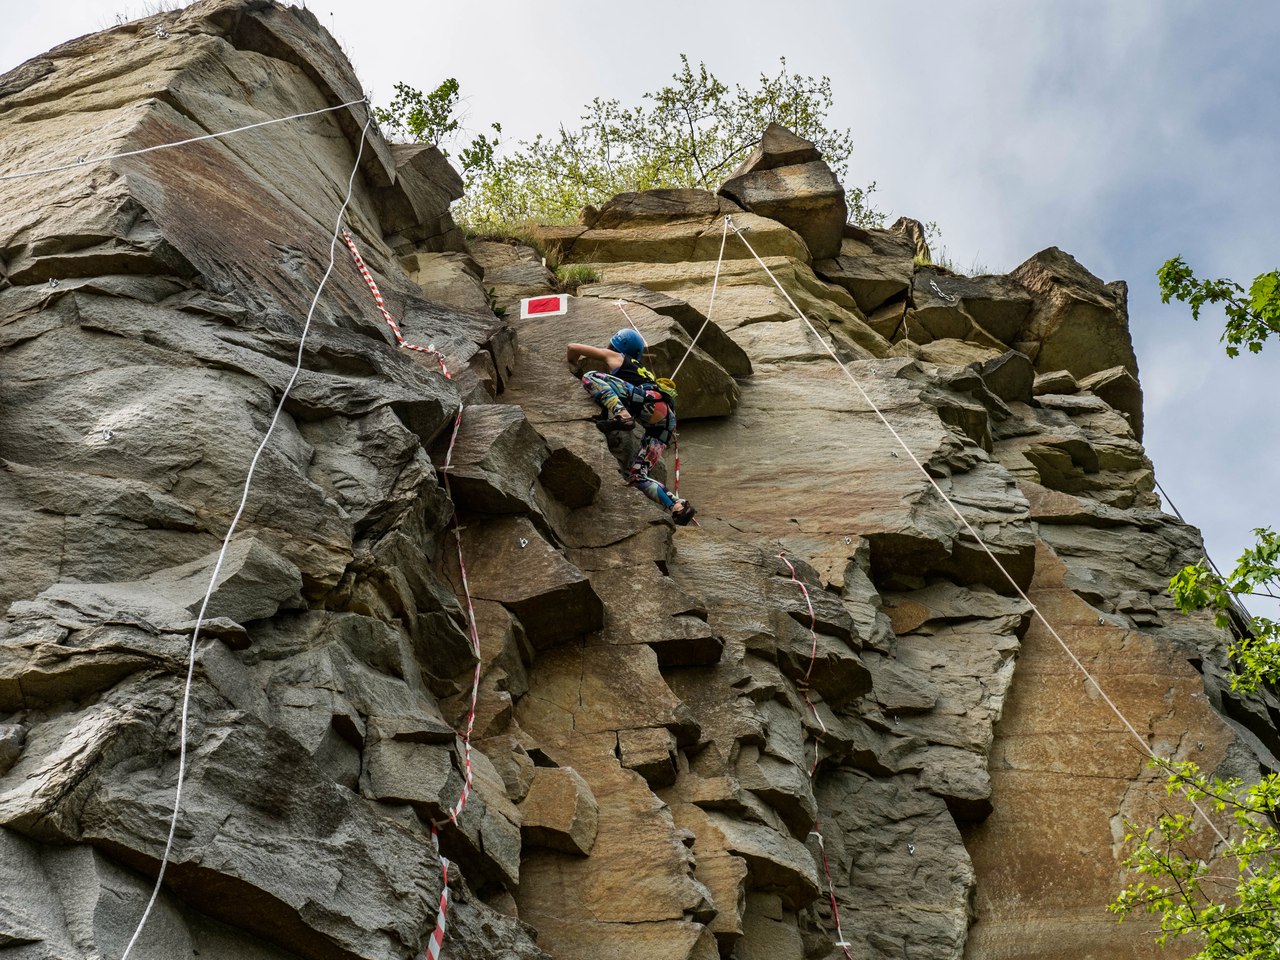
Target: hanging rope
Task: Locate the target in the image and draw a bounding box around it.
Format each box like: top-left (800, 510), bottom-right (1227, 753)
top-left (0, 98), bottom-right (369, 183)
top-left (778, 554), bottom-right (855, 958)
top-left (671, 215), bottom-right (731, 379)
top-left (119, 107), bottom-right (374, 960)
top-left (727, 221), bottom-right (1234, 852)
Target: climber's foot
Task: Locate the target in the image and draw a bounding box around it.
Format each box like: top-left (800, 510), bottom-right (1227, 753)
top-left (672, 499), bottom-right (697, 526)
top-left (595, 412), bottom-right (635, 433)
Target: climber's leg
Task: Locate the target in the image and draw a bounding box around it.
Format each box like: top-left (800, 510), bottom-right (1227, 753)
top-left (580, 372), bottom-right (633, 421)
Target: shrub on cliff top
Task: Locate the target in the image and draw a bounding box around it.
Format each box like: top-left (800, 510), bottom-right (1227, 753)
top-left (376, 56), bottom-right (883, 231)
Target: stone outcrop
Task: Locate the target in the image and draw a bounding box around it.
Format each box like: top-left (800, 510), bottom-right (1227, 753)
top-left (2, 6), bottom-right (1274, 960)
top-left (718, 123), bottom-right (847, 260)
top-left (1009, 246), bottom-right (1139, 381)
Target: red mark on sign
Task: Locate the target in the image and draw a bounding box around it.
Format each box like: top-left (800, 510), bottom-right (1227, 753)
top-left (526, 296), bottom-right (563, 315)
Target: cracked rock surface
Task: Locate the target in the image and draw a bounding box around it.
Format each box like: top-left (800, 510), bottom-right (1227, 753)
top-left (2, 4), bottom-right (1274, 960)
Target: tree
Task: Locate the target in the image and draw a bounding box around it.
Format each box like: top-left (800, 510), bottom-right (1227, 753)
top-left (1110, 760), bottom-right (1280, 959)
top-left (1111, 258), bottom-right (1280, 959)
top-left (372, 79), bottom-right (501, 191)
top-left (1170, 529), bottom-right (1280, 695)
top-left (1158, 256), bottom-right (1280, 695)
top-left (375, 56), bottom-right (883, 230)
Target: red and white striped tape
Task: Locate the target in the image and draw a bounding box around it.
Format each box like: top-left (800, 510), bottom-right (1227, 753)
top-left (342, 229), bottom-right (452, 379)
top-left (419, 403), bottom-right (484, 960)
top-left (427, 828), bottom-right (451, 960)
top-left (778, 554), bottom-right (855, 958)
top-left (338, 231), bottom-right (483, 958)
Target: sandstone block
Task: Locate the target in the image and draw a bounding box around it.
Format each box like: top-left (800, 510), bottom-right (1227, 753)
top-left (1033, 369), bottom-right (1079, 395)
top-left (400, 250), bottom-right (491, 314)
top-left (865, 654), bottom-right (938, 714)
top-left (361, 736), bottom-right (455, 812)
top-left (815, 250), bottom-right (914, 314)
top-left (936, 273), bottom-right (1034, 345)
top-left (9, 537), bottom-right (302, 643)
top-left (1011, 246), bottom-right (1139, 380)
top-left (478, 734), bottom-right (536, 803)
top-left (703, 811), bottom-right (820, 909)
top-left (436, 404), bottom-right (549, 513)
top-left (0, 724), bottom-right (24, 776)
top-left (618, 727), bottom-right (678, 788)
top-left (520, 766), bottom-right (600, 855)
top-left (470, 240), bottom-right (558, 308)
top-left (915, 338), bottom-right (1004, 369)
top-left (538, 440), bottom-right (602, 508)
top-left (1078, 364), bottom-right (1144, 440)
top-left (979, 350), bottom-right (1035, 403)
top-left (720, 158), bottom-right (846, 260)
top-left (590, 189), bottom-right (741, 229)
top-left (460, 517), bottom-right (603, 649)
top-left (372, 143), bottom-right (465, 252)
top-left (728, 123), bottom-right (821, 173)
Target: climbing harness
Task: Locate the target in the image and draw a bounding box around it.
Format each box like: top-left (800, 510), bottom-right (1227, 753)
top-left (343, 229), bottom-right (452, 377)
top-left (778, 554), bottom-right (855, 960)
top-left (120, 106), bottom-right (377, 960)
top-left (725, 220), bottom-right (1235, 856)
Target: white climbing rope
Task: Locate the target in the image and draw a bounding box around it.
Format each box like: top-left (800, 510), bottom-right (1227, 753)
top-left (118, 106), bottom-right (374, 960)
top-left (613, 300), bottom-right (649, 347)
top-left (0, 98), bottom-right (369, 183)
top-left (726, 222), bottom-right (1234, 850)
top-left (777, 554), bottom-right (854, 959)
top-left (671, 215), bottom-right (731, 379)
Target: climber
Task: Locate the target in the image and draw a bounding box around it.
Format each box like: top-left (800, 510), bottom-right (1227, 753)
top-left (566, 329), bottom-right (696, 526)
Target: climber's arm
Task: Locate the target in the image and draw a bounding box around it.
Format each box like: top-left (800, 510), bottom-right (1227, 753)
top-left (567, 343), bottom-right (623, 368)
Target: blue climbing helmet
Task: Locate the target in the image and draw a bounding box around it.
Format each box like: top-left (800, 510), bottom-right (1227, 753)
top-left (609, 328), bottom-right (646, 357)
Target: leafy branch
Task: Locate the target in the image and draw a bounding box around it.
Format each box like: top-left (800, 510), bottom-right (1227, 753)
top-left (1111, 760), bottom-right (1280, 959)
top-left (1158, 256), bottom-right (1280, 358)
top-left (1169, 527), bottom-right (1280, 694)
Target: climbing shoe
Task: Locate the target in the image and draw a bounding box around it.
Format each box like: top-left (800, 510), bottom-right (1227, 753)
top-left (595, 413), bottom-right (635, 433)
top-left (672, 499), bottom-right (697, 526)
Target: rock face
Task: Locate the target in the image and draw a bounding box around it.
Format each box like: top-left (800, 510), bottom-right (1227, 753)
top-left (718, 123), bottom-right (848, 260)
top-left (1, 6), bottom-right (1274, 960)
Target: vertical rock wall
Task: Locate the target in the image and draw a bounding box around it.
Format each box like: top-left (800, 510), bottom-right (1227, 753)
top-left (2, 5), bottom-right (1275, 960)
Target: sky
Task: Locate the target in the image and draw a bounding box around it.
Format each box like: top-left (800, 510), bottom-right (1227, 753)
top-left (4, 1), bottom-right (1279, 616)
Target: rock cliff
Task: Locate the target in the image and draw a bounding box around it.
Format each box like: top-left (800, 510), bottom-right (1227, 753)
top-left (2, 4), bottom-right (1276, 960)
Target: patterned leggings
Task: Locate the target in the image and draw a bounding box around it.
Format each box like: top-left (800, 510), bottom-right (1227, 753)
top-left (581, 372), bottom-right (677, 510)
